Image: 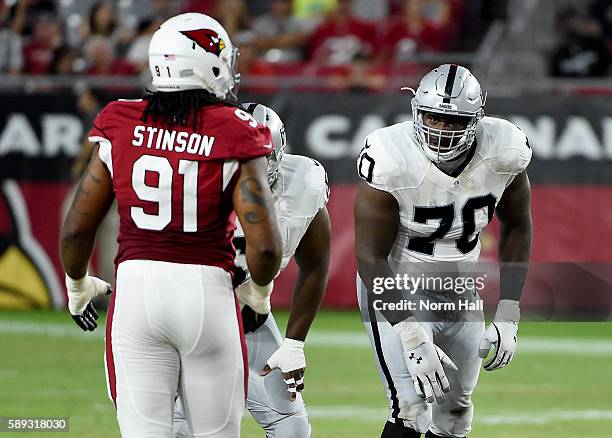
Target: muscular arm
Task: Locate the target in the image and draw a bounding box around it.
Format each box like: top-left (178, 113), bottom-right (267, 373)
top-left (477, 171), bottom-right (531, 369)
top-left (354, 182), bottom-right (406, 325)
top-left (495, 170), bottom-right (532, 301)
top-left (285, 206), bottom-right (331, 341)
top-left (233, 157), bottom-right (282, 286)
top-left (60, 147), bottom-right (114, 279)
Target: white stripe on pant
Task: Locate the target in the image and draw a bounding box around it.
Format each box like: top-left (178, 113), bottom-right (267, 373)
top-left (106, 259), bottom-right (246, 437)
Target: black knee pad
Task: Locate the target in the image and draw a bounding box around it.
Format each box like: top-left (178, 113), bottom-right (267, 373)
top-left (448, 406), bottom-right (470, 417)
top-left (382, 420), bottom-right (421, 438)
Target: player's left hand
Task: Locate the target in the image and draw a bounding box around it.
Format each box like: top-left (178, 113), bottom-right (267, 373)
top-left (479, 299), bottom-right (520, 371)
top-left (66, 274), bottom-right (112, 332)
top-left (235, 279), bottom-right (273, 314)
top-left (260, 338), bottom-right (305, 401)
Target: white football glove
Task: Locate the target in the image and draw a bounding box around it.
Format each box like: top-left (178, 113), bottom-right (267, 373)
top-left (259, 338), bottom-right (306, 401)
top-left (235, 279), bottom-right (273, 314)
top-left (66, 274), bottom-right (111, 331)
top-left (394, 318), bottom-right (458, 405)
top-left (479, 299), bottom-right (520, 371)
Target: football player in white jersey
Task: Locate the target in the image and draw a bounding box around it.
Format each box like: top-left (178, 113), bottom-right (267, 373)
top-left (355, 64), bottom-right (532, 437)
top-left (173, 103), bottom-right (331, 438)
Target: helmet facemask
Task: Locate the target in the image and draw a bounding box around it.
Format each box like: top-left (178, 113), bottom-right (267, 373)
top-left (242, 103), bottom-right (287, 188)
top-left (406, 64), bottom-right (486, 164)
top-left (267, 125), bottom-right (286, 187)
top-left (412, 99), bottom-right (483, 163)
top-left (191, 44), bottom-right (240, 100)
top-left (227, 46), bottom-right (241, 101)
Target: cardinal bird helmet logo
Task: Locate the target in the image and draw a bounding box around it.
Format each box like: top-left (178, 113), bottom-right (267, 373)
top-left (180, 29), bottom-right (226, 56)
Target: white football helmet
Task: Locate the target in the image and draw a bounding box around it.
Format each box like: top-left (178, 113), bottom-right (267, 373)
top-left (148, 13), bottom-right (240, 99)
top-left (408, 64), bottom-right (486, 163)
top-left (243, 103), bottom-right (286, 186)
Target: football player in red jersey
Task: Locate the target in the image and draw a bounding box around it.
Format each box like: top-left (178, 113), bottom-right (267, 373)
top-left (60, 13), bottom-right (282, 437)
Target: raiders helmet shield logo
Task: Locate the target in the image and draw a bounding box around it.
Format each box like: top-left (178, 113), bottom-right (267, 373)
top-left (180, 29), bottom-right (226, 56)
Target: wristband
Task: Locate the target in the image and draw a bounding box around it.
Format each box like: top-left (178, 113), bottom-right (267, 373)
top-left (494, 299), bottom-right (520, 323)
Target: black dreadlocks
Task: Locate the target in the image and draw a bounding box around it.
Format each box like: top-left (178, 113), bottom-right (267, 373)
top-left (142, 89), bottom-right (240, 132)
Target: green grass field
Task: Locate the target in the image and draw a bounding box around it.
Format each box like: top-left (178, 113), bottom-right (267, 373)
top-left (0, 310), bottom-right (611, 437)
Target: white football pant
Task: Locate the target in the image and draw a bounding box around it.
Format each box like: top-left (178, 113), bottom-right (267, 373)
top-left (357, 276), bottom-right (485, 437)
top-left (173, 312), bottom-right (310, 438)
top-left (106, 260), bottom-right (247, 438)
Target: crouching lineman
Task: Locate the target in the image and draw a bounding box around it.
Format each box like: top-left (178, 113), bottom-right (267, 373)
top-left (354, 64), bottom-right (532, 437)
top-left (173, 103), bottom-right (331, 437)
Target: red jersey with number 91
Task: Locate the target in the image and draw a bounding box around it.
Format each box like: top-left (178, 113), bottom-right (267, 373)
top-left (88, 99), bottom-right (272, 271)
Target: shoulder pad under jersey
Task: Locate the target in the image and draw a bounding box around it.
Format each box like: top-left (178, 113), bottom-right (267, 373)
top-left (477, 116), bottom-right (532, 175)
top-left (278, 154), bottom-right (329, 218)
top-left (357, 122), bottom-right (427, 192)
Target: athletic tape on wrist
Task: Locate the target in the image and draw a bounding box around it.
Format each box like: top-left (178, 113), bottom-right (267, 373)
top-left (393, 318), bottom-right (428, 350)
top-left (251, 281), bottom-right (273, 296)
top-left (65, 273), bottom-right (88, 291)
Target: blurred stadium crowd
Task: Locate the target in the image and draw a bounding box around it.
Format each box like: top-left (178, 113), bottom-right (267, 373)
top-left (1, 0), bottom-right (609, 94)
top-left (0, 1), bottom-right (610, 314)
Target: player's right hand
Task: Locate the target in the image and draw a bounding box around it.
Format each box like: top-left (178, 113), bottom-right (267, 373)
top-left (260, 338), bottom-right (306, 402)
top-left (235, 279), bottom-right (273, 314)
top-left (65, 274), bottom-right (112, 332)
top-left (394, 318), bottom-right (457, 405)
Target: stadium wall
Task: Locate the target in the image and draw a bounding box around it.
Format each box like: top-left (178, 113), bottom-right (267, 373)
top-left (0, 92), bottom-right (610, 314)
